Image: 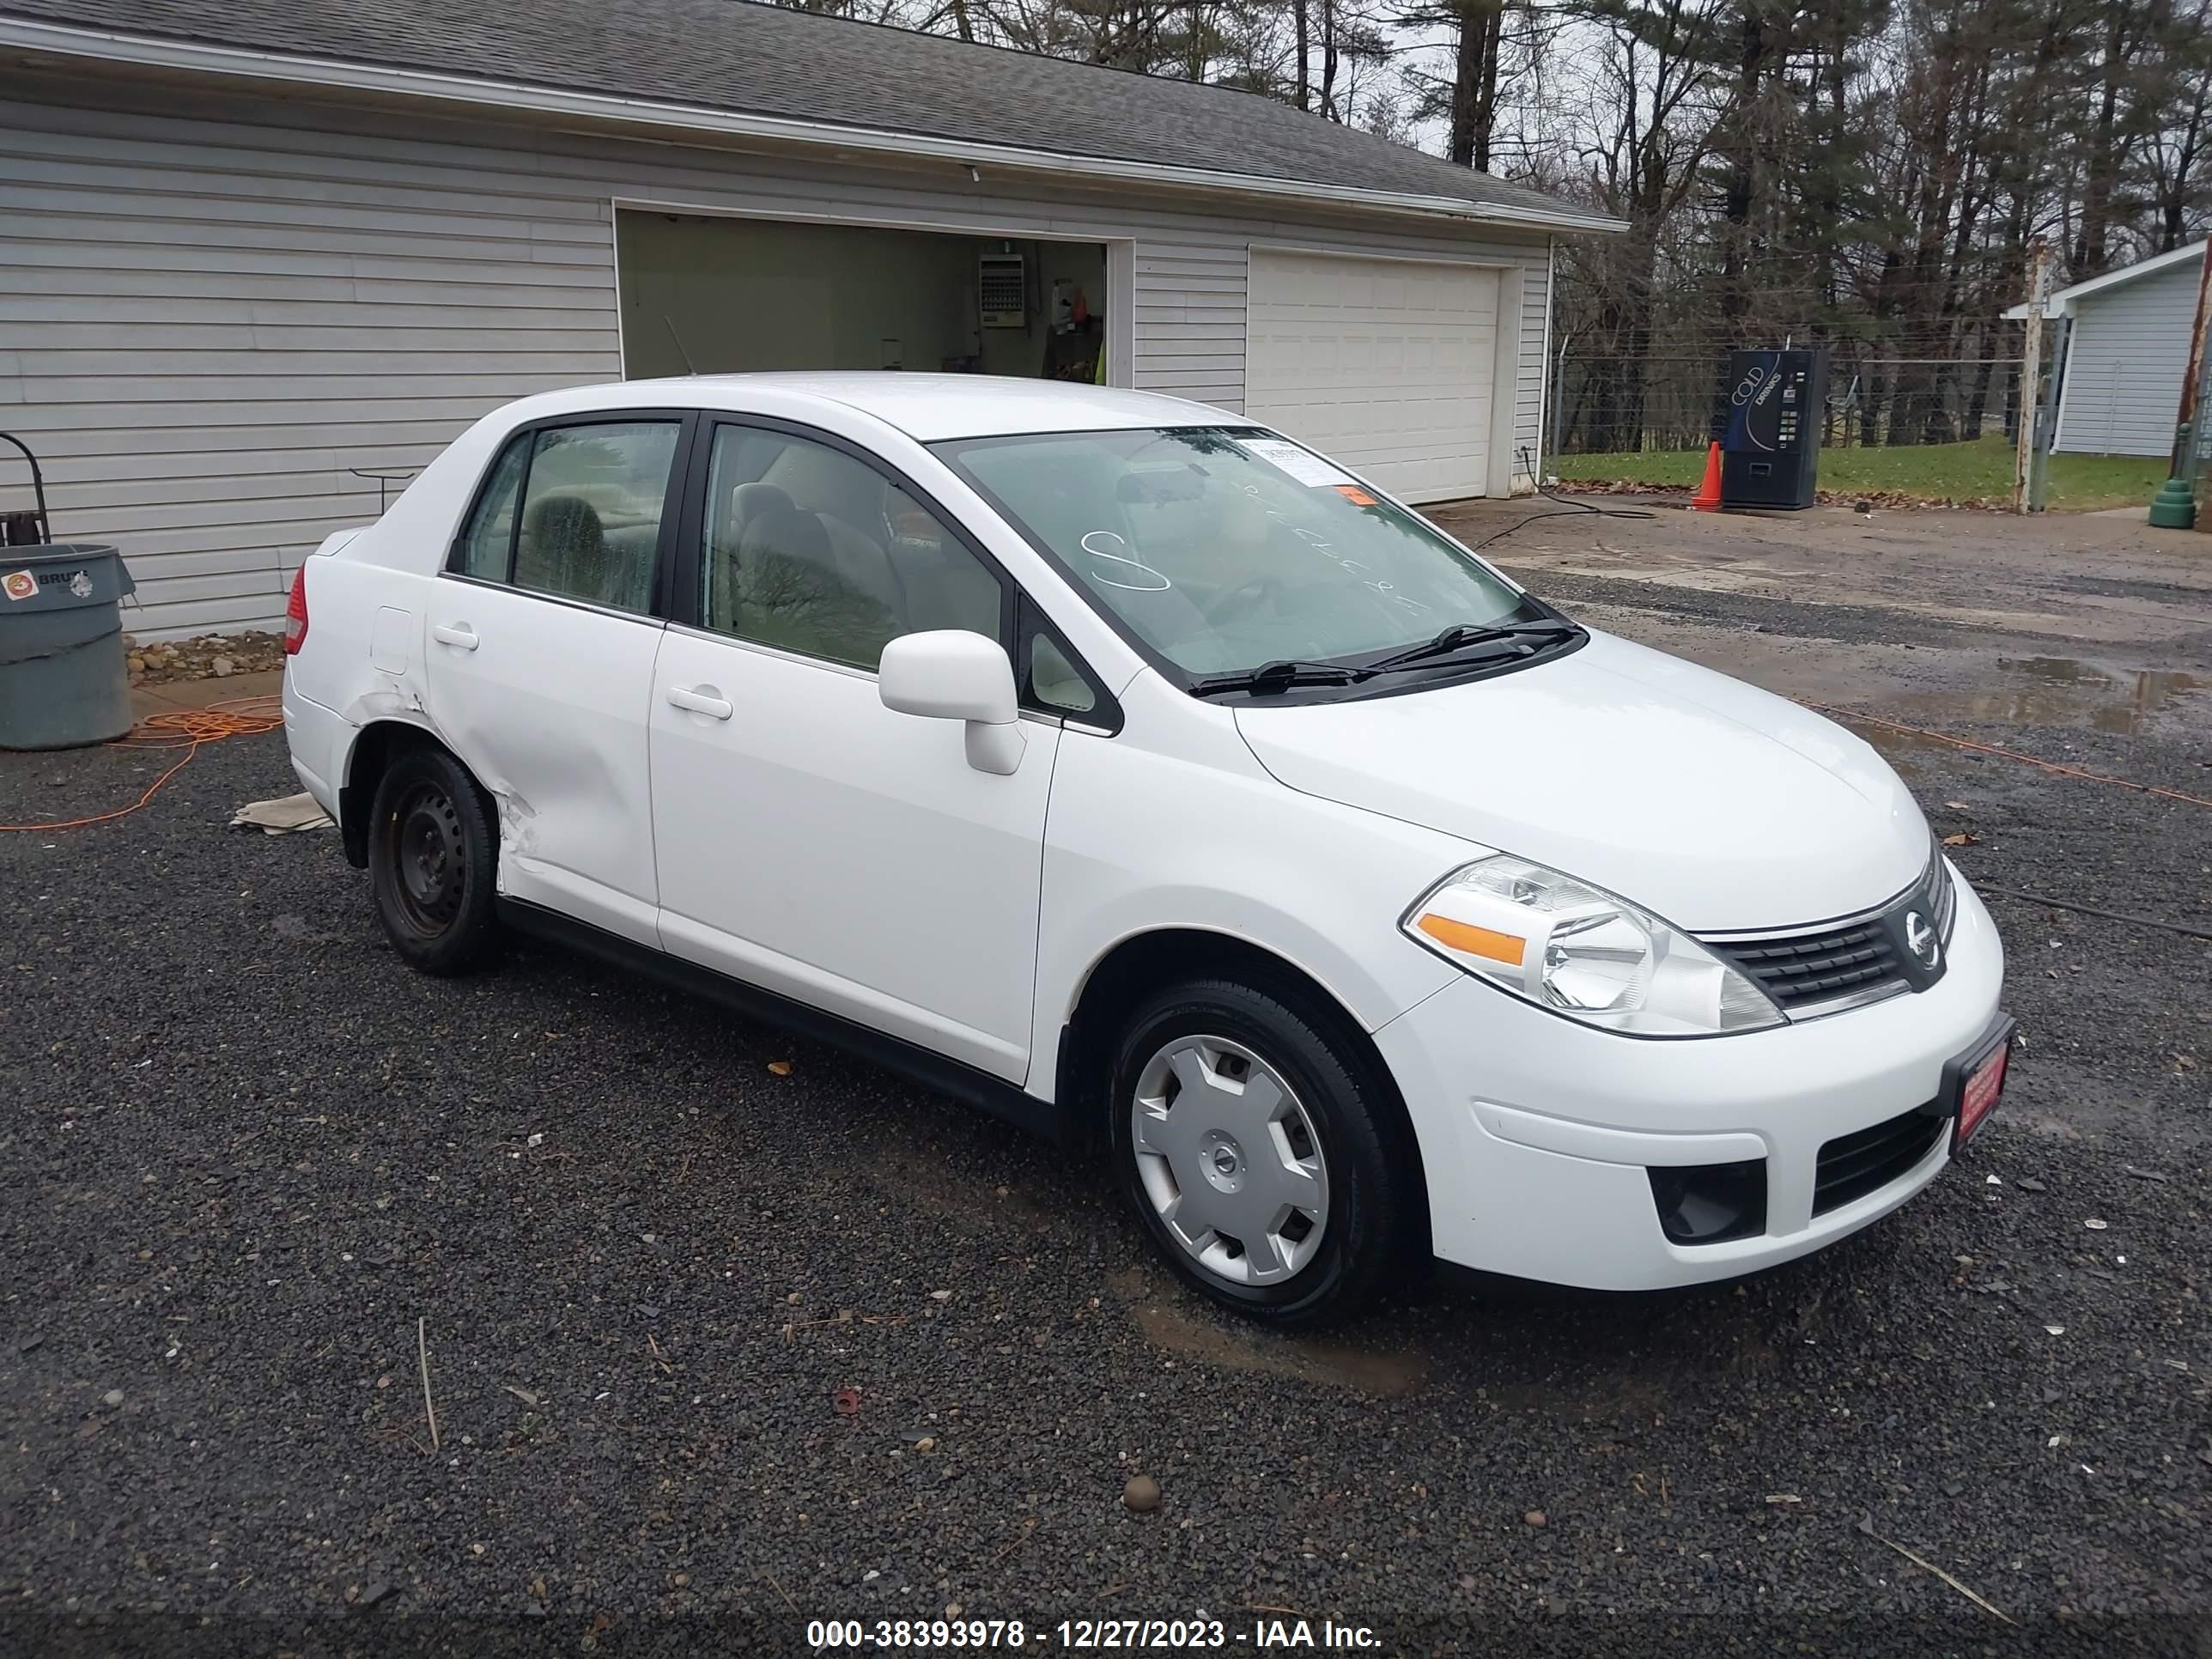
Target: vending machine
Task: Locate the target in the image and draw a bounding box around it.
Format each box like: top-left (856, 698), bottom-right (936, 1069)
top-left (1719, 347), bottom-right (1829, 509)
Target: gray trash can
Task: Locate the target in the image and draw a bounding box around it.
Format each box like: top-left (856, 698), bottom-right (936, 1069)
top-left (0, 543), bottom-right (137, 750)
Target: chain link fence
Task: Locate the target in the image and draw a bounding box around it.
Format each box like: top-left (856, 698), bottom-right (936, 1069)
top-left (1547, 351), bottom-right (2029, 461)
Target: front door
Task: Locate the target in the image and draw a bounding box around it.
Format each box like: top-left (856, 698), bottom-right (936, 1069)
top-left (647, 419), bottom-right (1056, 1081)
top-left (423, 412), bottom-right (687, 945)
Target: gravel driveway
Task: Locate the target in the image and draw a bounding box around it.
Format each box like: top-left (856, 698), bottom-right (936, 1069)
top-left (4, 501), bottom-right (2208, 1656)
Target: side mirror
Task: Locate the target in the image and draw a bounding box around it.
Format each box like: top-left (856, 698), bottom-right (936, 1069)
top-left (878, 630), bottom-right (1025, 775)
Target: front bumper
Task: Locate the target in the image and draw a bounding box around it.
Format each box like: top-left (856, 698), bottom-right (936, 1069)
top-left (1373, 873), bottom-right (2007, 1291)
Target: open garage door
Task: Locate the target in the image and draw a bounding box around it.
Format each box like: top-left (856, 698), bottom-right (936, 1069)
top-left (1245, 249), bottom-right (1502, 504)
top-left (617, 211), bottom-right (1110, 385)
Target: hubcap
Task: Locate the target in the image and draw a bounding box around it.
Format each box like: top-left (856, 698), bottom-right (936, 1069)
top-left (1130, 1036), bottom-right (1329, 1286)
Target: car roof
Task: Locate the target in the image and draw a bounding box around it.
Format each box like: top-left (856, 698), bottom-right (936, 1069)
top-left (545, 373), bottom-right (1249, 442)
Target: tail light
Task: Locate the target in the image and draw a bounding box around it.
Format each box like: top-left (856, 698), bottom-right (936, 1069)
top-left (283, 564), bottom-right (309, 655)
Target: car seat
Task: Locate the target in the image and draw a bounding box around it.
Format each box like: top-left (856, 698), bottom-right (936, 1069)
top-left (518, 494), bottom-right (609, 605)
top-left (735, 507), bottom-right (900, 667)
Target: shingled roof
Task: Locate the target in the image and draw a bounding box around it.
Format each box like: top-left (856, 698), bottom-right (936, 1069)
top-left (0, 0), bottom-right (1619, 230)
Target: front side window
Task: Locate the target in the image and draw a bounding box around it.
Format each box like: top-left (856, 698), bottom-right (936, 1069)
top-left (698, 425), bottom-right (1001, 670)
top-left (933, 428), bottom-right (1541, 685)
top-left (506, 421), bottom-right (680, 613)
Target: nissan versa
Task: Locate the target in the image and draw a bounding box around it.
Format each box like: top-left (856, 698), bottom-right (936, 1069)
top-left (280, 374), bottom-right (2011, 1324)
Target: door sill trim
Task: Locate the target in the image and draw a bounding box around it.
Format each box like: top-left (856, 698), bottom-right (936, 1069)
top-left (495, 896), bottom-right (1080, 1144)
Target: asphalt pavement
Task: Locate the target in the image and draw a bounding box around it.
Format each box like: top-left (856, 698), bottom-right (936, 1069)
top-left (3, 504), bottom-right (2209, 1656)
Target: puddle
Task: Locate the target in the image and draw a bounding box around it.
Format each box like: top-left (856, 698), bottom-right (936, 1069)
top-left (1109, 1269), bottom-right (1427, 1396)
top-left (1858, 658), bottom-right (2203, 757)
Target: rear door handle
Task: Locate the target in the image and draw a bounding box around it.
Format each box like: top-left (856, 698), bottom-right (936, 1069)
top-left (666, 684), bottom-right (733, 720)
top-left (431, 623), bottom-right (478, 651)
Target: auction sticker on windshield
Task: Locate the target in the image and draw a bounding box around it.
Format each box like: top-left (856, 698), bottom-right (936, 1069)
top-left (1237, 435), bottom-right (1358, 489)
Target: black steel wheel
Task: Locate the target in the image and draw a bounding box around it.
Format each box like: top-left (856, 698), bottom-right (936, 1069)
top-left (368, 744), bottom-right (499, 975)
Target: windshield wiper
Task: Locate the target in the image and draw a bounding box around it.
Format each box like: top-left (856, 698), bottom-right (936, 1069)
top-left (1188, 659), bottom-right (1370, 698)
top-left (1360, 618), bottom-right (1580, 675)
top-left (1188, 620), bottom-right (1580, 700)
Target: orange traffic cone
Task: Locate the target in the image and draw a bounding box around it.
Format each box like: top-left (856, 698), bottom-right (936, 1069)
top-left (1692, 441), bottom-right (1724, 513)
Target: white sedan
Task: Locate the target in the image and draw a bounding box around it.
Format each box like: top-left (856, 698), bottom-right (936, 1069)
top-left (282, 374), bottom-right (2009, 1324)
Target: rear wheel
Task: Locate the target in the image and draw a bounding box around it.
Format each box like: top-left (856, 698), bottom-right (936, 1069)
top-left (368, 744), bottom-right (499, 975)
top-left (1108, 978), bottom-right (1424, 1327)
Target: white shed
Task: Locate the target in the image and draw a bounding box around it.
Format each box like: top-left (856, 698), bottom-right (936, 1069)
top-left (2007, 240), bottom-right (2209, 459)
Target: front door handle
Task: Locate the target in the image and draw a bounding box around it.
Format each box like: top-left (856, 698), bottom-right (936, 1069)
top-left (666, 684), bottom-right (733, 720)
top-left (431, 623), bottom-right (478, 651)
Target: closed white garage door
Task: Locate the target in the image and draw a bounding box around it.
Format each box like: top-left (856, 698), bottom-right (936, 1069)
top-left (1244, 249), bottom-right (1500, 503)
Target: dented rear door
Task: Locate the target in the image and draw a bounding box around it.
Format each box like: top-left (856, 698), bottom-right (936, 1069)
top-left (420, 582), bottom-right (665, 946)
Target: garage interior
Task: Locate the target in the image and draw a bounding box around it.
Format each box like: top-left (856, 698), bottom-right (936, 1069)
top-left (617, 210), bottom-right (1112, 385)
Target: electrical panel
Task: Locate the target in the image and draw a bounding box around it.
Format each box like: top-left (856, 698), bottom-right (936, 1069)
top-left (1719, 347), bottom-right (1830, 509)
top-left (978, 253), bottom-right (1026, 329)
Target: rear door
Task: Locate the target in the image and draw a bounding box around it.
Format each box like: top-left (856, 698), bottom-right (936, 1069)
top-left (423, 411), bottom-right (690, 945)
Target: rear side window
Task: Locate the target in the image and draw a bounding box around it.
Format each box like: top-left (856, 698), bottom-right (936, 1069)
top-left (513, 422), bottom-right (681, 614)
top-left (454, 435), bottom-right (528, 580)
top-left (450, 418), bottom-right (682, 615)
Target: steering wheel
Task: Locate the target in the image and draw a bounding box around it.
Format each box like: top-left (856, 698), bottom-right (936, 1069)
top-left (1201, 574), bottom-right (1289, 625)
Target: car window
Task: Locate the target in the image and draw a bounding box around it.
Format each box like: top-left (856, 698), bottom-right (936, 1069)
top-left (698, 425), bottom-right (1001, 670)
top-left (933, 427), bottom-right (1531, 679)
top-left (506, 421), bottom-right (681, 614)
top-left (1026, 631), bottom-right (1097, 715)
top-left (453, 434), bottom-right (531, 580)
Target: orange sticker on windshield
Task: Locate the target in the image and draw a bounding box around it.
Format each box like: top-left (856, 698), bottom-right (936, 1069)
top-left (1334, 484), bottom-right (1379, 507)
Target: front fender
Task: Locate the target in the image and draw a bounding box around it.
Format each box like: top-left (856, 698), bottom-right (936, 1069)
top-left (1029, 721), bottom-right (1477, 1099)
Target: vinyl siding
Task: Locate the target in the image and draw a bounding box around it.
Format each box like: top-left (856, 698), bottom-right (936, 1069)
top-left (2053, 255), bottom-right (2203, 458)
top-left (0, 77), bottom-right (1556, 636)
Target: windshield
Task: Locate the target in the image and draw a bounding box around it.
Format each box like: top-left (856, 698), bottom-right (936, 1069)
top-left (933, 427), bottom-right (1539, 681)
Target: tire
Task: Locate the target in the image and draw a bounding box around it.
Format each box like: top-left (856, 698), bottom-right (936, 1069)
top-left (1107, 977), bottom-right (1425, 1327)
top-left (367, 743), bottom-right (501, 976)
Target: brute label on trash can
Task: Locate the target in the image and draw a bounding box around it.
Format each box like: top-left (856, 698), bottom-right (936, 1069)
top-left (0, 542), bottom-right (137, 750)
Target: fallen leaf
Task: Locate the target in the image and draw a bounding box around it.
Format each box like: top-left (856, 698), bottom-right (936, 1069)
top-left (1944, 800), bottom-right (1971, 811)
top-left (1942, 832), bottom-right (1980, 847)
top-left (768, 1060), bottom-right (793, 1077)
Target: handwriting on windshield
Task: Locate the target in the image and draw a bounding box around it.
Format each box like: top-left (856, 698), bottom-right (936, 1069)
top-left (1235, 483), bottom-right (1432, 617)
top-left (1079, 530), bottom-right (1172, 592)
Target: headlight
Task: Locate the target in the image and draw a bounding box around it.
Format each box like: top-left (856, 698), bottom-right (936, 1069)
top-left (1402, 856), bottom-right (1784, 1037)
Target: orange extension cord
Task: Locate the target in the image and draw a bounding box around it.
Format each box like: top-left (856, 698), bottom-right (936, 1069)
top-left (0, 695), bottom-right (283, 833)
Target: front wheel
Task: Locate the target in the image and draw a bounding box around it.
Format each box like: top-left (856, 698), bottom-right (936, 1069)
top-left (1108, 979), bottom-right (1425, 1327)
top-left (367, 744), bottom-right (500, 976)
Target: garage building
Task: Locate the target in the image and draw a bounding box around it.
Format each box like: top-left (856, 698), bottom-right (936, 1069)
top-left (0, 0), bottom-right (1620, 637)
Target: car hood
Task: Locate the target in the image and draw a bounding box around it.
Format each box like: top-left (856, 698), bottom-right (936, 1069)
top-left (1232, 629), bottom-right (1928, 933)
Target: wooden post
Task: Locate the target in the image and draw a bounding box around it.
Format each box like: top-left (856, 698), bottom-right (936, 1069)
top-left (2149, 243), bottom-right (2212, 529)
top-left (2014, 237), bottom-right (2051, 514)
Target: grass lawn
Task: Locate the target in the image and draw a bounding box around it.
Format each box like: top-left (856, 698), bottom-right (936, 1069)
top-left (1552, 434), bottom-right (2170, 511)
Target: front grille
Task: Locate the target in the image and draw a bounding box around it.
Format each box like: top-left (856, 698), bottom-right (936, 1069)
top-left (1710, 916), bottom-right (1902, 1009)
top-left (1703, 854), bottom-right (1954, 1015)
top-left (1813, 1106), bottom-right (1945, 1214)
